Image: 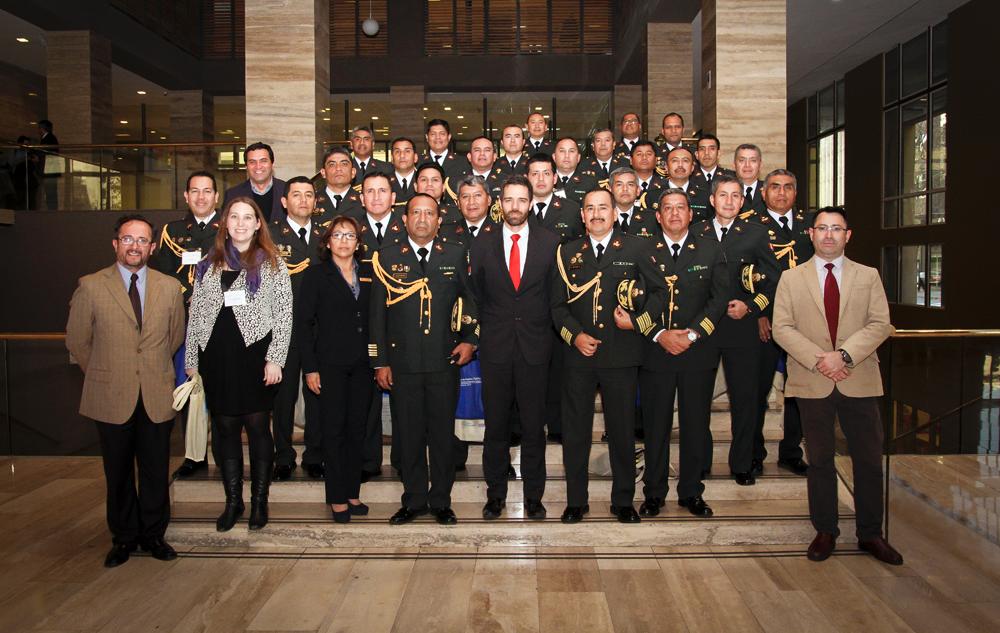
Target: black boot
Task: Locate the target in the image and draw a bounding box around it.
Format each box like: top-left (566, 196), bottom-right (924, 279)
top-left (216, 459), bottom-right (244, 532)
top-left (248, 459), bottom-right (272, 531)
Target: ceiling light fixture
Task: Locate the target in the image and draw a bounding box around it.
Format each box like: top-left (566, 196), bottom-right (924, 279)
top-left (15, 37), bottom-right (29, 44)
top-left (120, 120), bottom-right (128, 124)
top-left (136, 90), bottom-right (146, 95)
top-left (361, 0), bottom-right (380, 37)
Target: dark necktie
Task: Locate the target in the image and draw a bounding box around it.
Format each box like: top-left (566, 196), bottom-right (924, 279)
top-left (510, 160), bottom-right (516, 170)
top-left (745, 186), bottom-right (753, 199)
top-left (434, 154), bottom-right (442, 165)
top-left (534, 141), bottom-right (541, 151)
top-left (198, 221), bottom-right (205, 230)
top-left (720, 226), bottom-right (728, 241)
top-left (128, 273), bottom-right (142, 329)
top-left (618, 212), bottom-right (629, 232)
top-left (595, 243), bottom-right (605, 262)
top-left (641, 181), bottom-right (649, 192)
top-left (509, 234), bottom-right (521, 290)
top-left (824, 263), bottom-right (840, 345)
top-left (359, 160), bottom-right (367, 173)
top-left (418, 246), bottom-right (429, 273)
top-left (333, 194), bottom-right (342, 209)
top-left (536, 201), bottom-right (546, 221)
top-left (671, 243), bottom-right (680, 262)
top-left (601, 162), bottom-right (608, 173)
top-left (779, 216), bottom-right (789, 231)
top-left (375, 221), bottom-right (384, 244)
top-left (298, 227), bottom-right (307, 243)
top-left (468, 225), bottom-right (478, 236)
top-left (561, 176), bottom-right (569, 186)
top-left (706, 171), bottom-right (713, 182)
top-left (400, 177), bottom-right (408, 190)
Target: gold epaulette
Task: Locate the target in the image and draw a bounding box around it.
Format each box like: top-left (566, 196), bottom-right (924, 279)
top-left (443, 177), bottom-right (459, 203)
top-left (371, 250), bottom-right (433, 333)
top-left (352, 183), bottom-right (363, 193)
top-left (159, 225), bottom-right (186, 257)
top-left (598, 178), bottom-right (610, 190)
top-left (738, 210), bottom-right (756, 220)
top-left (286, 258), bottom-right (310, 275)
top-left (771, 240), bottom-right (798, 268)
top-left (555, 244), bottom-right (602, 325)
top-left (489, 198), bottom-right (504, 223)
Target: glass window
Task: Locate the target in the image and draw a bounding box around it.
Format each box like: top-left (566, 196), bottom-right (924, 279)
top-left (930, 88), bottom-right (947, 190)
top-left (807, 95), bottom-right (818, 138)
top-left (424, 95), bottom-right (486, 150)
top-left (901, 195), bottom-right (926, 227)
top-left (901, 32), bottom-right (928, 98)
top-left (818, 135), bottom-right (834, 208)
top-left (818, 85), bottom-right (835, 133)
top-left (899, 244), bottom-right (926, 306)
top-left (932, 21), bottom-right (948, 85)
top-left (882, 246), bottom-right (899, 302)
top-left (836, 80), bottom-right (846, 127)
top-left (901, 97), bottom-right (928, 195)
top-left (930, 192), bottom-right (945, 225)
top-left (928, 244), bottom-right (943, 307)
top-left (883, 199), bottom-right (898, 229)
top-left (884, 46), bottom-right (900, 106)
top-left (836, 129), bottom-right (845, 206)
top-left (807, 142), bottom-right (818, 210)
top-left (883, 108), bottom-right (900, 197)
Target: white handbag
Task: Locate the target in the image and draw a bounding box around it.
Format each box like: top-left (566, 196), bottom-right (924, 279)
top-left (172, 373), bottom-right (209, 462)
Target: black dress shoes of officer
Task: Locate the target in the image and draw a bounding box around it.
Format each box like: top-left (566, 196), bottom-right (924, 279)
top-left (611, 505), bottom-right (641, 523)
top-left (678, 495), bottom-right (714, 517)
top-left (639, 497), bottom-right (665, 517)
top-left (482, 497), bottom-right (505, 520)
top-left (104, 542), bottom-right (136, 568)
top-left (751, 458), bottom-right (764, 476)
top-left (305, 463), bottom-right (325, 479)
top-left (525, 499), bottom-right (547, 520)
top-left (560, 504), bottom-right (590, 524)
top-left (777, 458), bottom-right (809, 476)
top-left (859, 536), bottom-right (904, 566)
top-left (433, 507), bottom-right (458, 525)
top-left (174, 458), bottom-right (207, 478)
top-left (732, 471), bottom-right (756, 486)
top-left (389, 506), bottom-right (429, 525)
top-left (272, 463), bottom-right (295, 481)
top-left (139, 536), bottom-right (178, 561)
top-left (807, 532), bottom-right (836, 562)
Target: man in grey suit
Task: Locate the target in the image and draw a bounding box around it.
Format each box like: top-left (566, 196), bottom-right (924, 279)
top-left (66, 214), bottom-right (187, 568)
top-left (223, 142), bottom-right (287, 221)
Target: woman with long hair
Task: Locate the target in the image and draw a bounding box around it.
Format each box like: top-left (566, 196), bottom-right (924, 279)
top-left (184, 197), bottom-right (293, 531)
top-left (298, 215), bottom-right (374, 522)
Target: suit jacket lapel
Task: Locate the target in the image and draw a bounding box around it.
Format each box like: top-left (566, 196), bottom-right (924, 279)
top-left (674, 234), bottom-right (699, 270)
top-left (802, 257), bottom-right (826, 319)
top-left (520, 230), bottom-right (546, 290)
top-left (141, 271), bottom-right (164, 336)
top-left (838, 258), bottom-right (857, 321)
top-left (103, 266), bottom-right (139, 328)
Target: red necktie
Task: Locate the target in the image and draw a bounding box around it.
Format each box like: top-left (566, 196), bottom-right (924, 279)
top-left (824, 262), bottom-right (839, 346)
top-left (509, 234), bottom-right (521, 291)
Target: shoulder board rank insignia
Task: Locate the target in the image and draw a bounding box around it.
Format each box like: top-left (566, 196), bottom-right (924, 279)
top-left (434, 242), bottom-right (444, 252)
top-left (738, 210), bottom-right (755, 220)
top-left (352, 184), bottom-right (362, 193)
top-left (611, 239), bottom-right (622, 249)
top-left (281, 226), bottom-right (291, 235)
top-left (400, 245), bottom-right (410, 254)
top-left (655, 242), bottom-right (665, 249)
top-left (688, 243), bottom-right (696, 249)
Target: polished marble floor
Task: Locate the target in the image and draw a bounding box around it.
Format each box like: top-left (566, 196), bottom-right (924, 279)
top-left (1, 454), bottom-right (1000, 632)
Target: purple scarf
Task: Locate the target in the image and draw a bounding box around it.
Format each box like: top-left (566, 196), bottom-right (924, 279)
top-left (195, 241), bottom-right (266, 295)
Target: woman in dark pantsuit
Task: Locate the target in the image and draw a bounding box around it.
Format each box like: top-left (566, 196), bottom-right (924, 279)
top-left (298, 215), bottom-right (374, 523)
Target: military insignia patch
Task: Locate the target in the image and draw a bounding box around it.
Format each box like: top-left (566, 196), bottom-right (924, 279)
top-left (611, 239), bottom-right (622, 249)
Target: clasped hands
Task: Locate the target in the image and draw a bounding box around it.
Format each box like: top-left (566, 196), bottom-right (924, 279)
top-left (815, 351), bottom-right (850, 382)
top-left (613, 305), bottom-right (692, 356)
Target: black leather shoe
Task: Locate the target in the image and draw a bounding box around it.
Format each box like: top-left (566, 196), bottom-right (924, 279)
top-left (547, 432), bottom-right (562, 444)
top-left (432, 507), bottom-right (458, 525)
top-left (526, 499), bottom-right (547, 520)
top-left (732, 471), bottom-right (756, 486)
top-left (859, 536), bottom-right (904, 566)
top-left (510, 433), bottom-right (522, 447)
top-left (455, 463), bottom-right (467, 472)
top-left (348, 501), bottom-right (369, 516)
top-left (104, 543), bottom-right (136, 568)
top-left (507, 464), bottom-right (517, 479)
top-left (807, 532), bottom-right (836, 562)
top-left (678, 495), bottom-right (714, 517)
top-left (174, 458), bottom-right (207, 478)
top-left (305, 463), bottom-right (325, 479)
top-left (560, 504), bottom-right (590, 524)
top-left (360, 468), bottom-right (381, 483)
top-left (751, 458), bottom-right (764, 476)
top-left (216, 458), bottom-right (244, 532)
top-left (611, 505), bottom-right (641, 523)
top-left (777, 458), bottom-right (809, 476)
top-left (389, 506), bottom-right (428, 525)
top-left (272, 463), bottom-right (295, 481)
top-left (139, 536), bottom-right (177, 561)
top-left (332, 508), bottom-right (351, 524)
top-left (482, 497), bottom-right (505, 520)
top-left (248, 460), bottom-right (272, 531)
top-left (639, 497), bottom-right (664, 517)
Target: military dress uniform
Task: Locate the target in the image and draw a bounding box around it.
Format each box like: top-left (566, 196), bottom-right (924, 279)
top-left (635, 173), bottom-right (670, 213)
top-left (351, 155), bottom-right (390, 187)
top-left (615, 206), bottom-right (659, 240)
top-left (554, 169), bottom-right (600, 206)
top-left (438, 216), bottom-right (501, 249)
top-left (493, 154), bottom-right (528, 177)
top-left (152, 212), bottom-right (221, 304)
top-left (581, 154), bottom-right (629, 182)
top-left (551, 232), bottom-right (667, 515)
top-left (268, 218), bottom-right (328, 473)
top-left (747, 208), bottom-right (815, 467)
top-left (529, 195), bottom-right (584, 244)
top-left (740, 180), bottom-right (767, 214)
top-left (693, 218), bottom-right (780, 478)
top-left (526, 138), bottom-right (554, 155)
top-left (316, 186), bottom-right (363, 218)
top-left (391, 173), bottom-right (417, 207)
top-left (370, 238), bottom-right (479, 513)
top-left (632, 234), bottom-right (729, 506)
top-left (613, 139), bottom-right (641, 164)
top-left (689, 166), bottom-right (736, 193)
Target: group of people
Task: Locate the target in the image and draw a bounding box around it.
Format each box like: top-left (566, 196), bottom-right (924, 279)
top-left (3, 119), bottom-right (59, 210)
top-left (65, 110), bottom-right (903, 569)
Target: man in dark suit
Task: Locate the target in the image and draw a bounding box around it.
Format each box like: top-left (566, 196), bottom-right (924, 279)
top-left (658, 146), bottom-right (712, 222)
top-left (582, 128), bottom-right (628, 181)
top-left (525, 112), bottom-right (553, 155)
top-left (316, 146), bottom-right (363, 217)
top-left (415, 161), bottom-right (460, 221)
top-left (551, 189), bottom-right (667, 524)
top-left (370, 194), bottom-right (479, 526)
top-left (694, 174), bottom-right (780, 486)
top-left (389, 137), bottom-right (418, 207)
top-left (38, 119), bottom-right (59, 209)
top-left (613, 112), bottom-right (643, 163)
top-left (526, 153), bottom-right (584, 243)
top-left (470, 175), bottom-right (560, 521)
top-left (350, 126), bottom-right (390, 186)
top-left (624, 188), bottom-right (729, 518)
top-left (438, 174), bottom-right (501, 248)
top-left (630, 141), bottom-right (669, 211)
top-left (690, 134), bottom-right (736, 192)
top-left (552, 138), bottom-right (599, 206)
top-left (493, 125), bottom-right (528, 177)
top-left (609, 167), bottom-right (658, 239)
top-left (421, 119), bottom-right (471, 194)
top-left (223, 141), bottom-right (286, 222)
top-left (734, 143), bottom-right (766, 214)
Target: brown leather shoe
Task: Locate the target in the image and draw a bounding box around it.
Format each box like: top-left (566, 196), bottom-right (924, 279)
top-left (859, 537), bottom-right (904, 566)
top-left (807, 532), bottom-right (836, 562)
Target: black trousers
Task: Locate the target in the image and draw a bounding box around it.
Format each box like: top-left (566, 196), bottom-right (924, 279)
top-left (481, 348), bottom-right (548, 500)
top-left (320, 361), bottom-right (373, 504)
top-left (562, 365), bottom-right (637, 507)
top-left (94, 395), bottom-right (173, 545)
top-left (362, 383), bottom-right (386, 473)
top-left (273, 345), bottom-right (322, 467)
top-left (391, 368), bottom-right (459, 509)
top-left (757, 339), bottom-right (804, 460)
top-left (640, 367), bottom-right (715, 500)
top-left (544, 330), bottom-right (564, 435)
top-left (797, 389), bottom-right (884, 540)
top-left (719, 343), bottom-right (761, 473)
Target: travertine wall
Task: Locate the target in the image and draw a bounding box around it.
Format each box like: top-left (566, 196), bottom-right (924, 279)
top-left (244, 0), bottom-right (329, 179)
top-left (389, 85), bottom-right (426, 142)
top-left (45, 31), bottom-right (113, 145)
top-left (613, 85), bottom-right (644, 135)
top-left (701, 0), bottom-right (786, 168)
top-left (647, 22), bottom-right (694, 139)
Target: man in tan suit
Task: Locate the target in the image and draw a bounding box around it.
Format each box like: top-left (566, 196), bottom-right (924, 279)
top-left (66, 214), bottom-right (186, 568)
top-left (773, 206), bottom-right (902, 566)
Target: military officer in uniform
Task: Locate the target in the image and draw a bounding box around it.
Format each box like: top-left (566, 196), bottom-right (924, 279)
top-left (654, 112), bottom-right (695, 162)
top-left (690, 134), bottom-right (736, 192)
top-left (414, 161), bottom-right (459, 220)
top-left (316, 146), bottom-right (363, 217)
top-left (551, 188), bottom-right (667, 524)
top-left (269, 176), bottom-right (329, 481)
top-left (609, 167), bottom-right (658, 239)
top-left (660, 146), bottom-right (712, 222)
top-left (582, 128), bottom-right (628, 181)
top-left (370, 194), bottom-right (479, 525)
top-left (390, 137), bottom-right (418, 206)
top-left (421, 119), bottom-right (471, 200)
top-left (623, 188), bottom-right (729, 518)
top-left (694, 174), bottom-right (780, 485)
top-left (614, 112), bottom-right (643, 162)
top-left (525, 112), bottom-right (553, 155)
top-left (349, 126), bottom-right (389, 186)
top-left (526, 153), bottom-right (584, 243)
top-left (494, 125), bottom-right (528, 177)
top-left (151, 170), bottom-right (222, 478)
top-left (466, 135), bottom-right (505, 201)
top-left (734, 143), bottom-right (766, 214)
top-left (438, 174), bottom-right (501, 248)
top-left (552, 137), bottom-right (599, 206)
top-left (630, 141), bottom-right (669, 211)
top-left (750, 169), bottom-right (813, 477)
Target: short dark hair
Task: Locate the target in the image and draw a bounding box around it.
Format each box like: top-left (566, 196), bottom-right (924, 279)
top-left (525, 153), bottom-right (555, 171)
top-left (814, 206), bottom-right (848, 227)
top-left (501, 174), bottom-right (533, 199)
top-left (426, 119), bottom-right (451, 134)
top-left (666, 145), bottom-right (695, 161)
top-left (662, 112), bottom-right (684, 127)
top-left (317, 215), bottom-right (363, 262)
top-left (457, 174), bottom-right (490, 197)
top-left (657, 188), bottom-right (690, 209)
top-left (710, 173), bottom-right (741, 195)
top-left (469, 135), bottom-right (492, 146)
top-left (583, 187), bottom-right (614, 206)
top-left (38, 119), bottom-right (53, 132)
top-left (734, 143), bottom-right (762, 159)
top-left (591, 127), bottom-right (614, 139)
top-left (697, 133), bottom-right (721, 151)
top-left (391, 137), bottom-right (415, 151)
top-left (186, 170), bottom-right (217, 191)
top-left (361, 171), bottom-right (391, 189)
top-left (416, 160), bottom-right (446, 181)
top-left (764, 168), bottom-right (798, 188)
top-left (245, 142), bottom-right (274, 162)
top-left (620, 112), bottom-right (639, 124)
top-left (322, 145), bottom-right (352, 165)
top-left (405, 193), bottom-right (441, 217)
top-left (631, 140), bottom-right (657, 156)
top-left (284, 175), bottom-right (314, 191)
top-left (114, 213), bottom-right (155, 237)
top-left (553, 136), bottom-right (580, 151)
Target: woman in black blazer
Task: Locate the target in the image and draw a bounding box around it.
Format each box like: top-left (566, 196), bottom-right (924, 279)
top-left (298, 215), bottom-right (374, 522)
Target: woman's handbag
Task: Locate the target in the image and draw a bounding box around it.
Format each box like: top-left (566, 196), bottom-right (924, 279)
top-left (172, 373), bottom-right (209, 462)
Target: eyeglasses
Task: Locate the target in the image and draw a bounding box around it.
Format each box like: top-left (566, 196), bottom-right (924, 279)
top-left (813, 225), bottom-right (847, 234)
top-left (330, 232), bottom-right (357, 241)
top-left (622, 118), bottom-right (640, 124)
top-left (117, 235), bottom-right (151, 245)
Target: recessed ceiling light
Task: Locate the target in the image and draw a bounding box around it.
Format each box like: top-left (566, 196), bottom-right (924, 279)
top-left (457, 115), bottom-right (464, 119)
top-left (422, 107), bottom-right (428, 111)
top-left (353, 107), bottom-right (362, 112)
top-left (160, 136), bottom-right (167, 140)
top-left (115, 133), bottom-right (129, 137)
top-left (543, 115), bottom-right (550, 119)
top-left (371, 116), bottom-right (379, 120)
top-left (233, 136), bottom-right (240, 139)
top-left (322, 117), bottom-right (330, 121)
top-left (120, 120), bottom-right (128, 124)
top-left (15, 37), bottom-right (29, 44)
top-left (136, 90), bottom-right (146, 95)
top-left (534, 106), bottom-right (542, 111)
top-left (27, 92), bottom-right (37, 97)
top-left (443, 106), bottom-right (452, 111)
top-left (149, 130), bottom-right (156, 134)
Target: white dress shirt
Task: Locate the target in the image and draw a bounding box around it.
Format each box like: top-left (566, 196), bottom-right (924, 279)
top-left (767, 208), bottom-right (794, 229)
top-left (395, 171), bottom-right (414, 188)
top-left (700, 167), bottom-right (717, 180)
top-left (589, 232), bottom-right (613, 259)
top-left (502, 222), bottom-right (529, 278)
top-left (533, 193), bottom-right (555, 220)
top-left (742, 180), bottom-right (759, 200)
top-left (430, 149), bottom-right (449, 164)
top-left (712, 217), bottom-right (734, 242)
top-left (814, 255), bottom-right (845, 299)
top-left (408, 237), bottom-right (433, 263)
top-left (325, 185), bottom-right (351, 208)
top-left (286, 216), bottom-right (312, 244)
top-left (668, 180), bottom-right (690, 192)
top-left (367, 212), bottom-right (391, 236)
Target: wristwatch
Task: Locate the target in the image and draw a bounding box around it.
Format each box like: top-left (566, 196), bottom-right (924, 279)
top-left (838, 348), bottom-right (853, 366)
top-left (687, 330), bottom-right (699, 343)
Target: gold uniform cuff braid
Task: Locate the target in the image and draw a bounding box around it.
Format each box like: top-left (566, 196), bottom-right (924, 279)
top-left (699, 318), bottom-right (715, 335)
top-left (752, 294), bottom-right (769, 311)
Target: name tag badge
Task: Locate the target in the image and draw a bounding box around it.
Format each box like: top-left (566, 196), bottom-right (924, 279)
top-left (181, 250), bottom-right (202, 265)
top-left (224, 289), bottom-right (247, 307)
